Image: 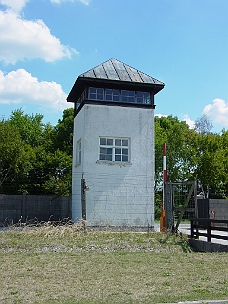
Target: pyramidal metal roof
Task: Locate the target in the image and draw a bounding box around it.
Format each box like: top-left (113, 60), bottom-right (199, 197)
top-left (79, 58), bottom-right (164, 86)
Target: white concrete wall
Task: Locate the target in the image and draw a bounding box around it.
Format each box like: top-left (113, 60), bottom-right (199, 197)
top-left (72, 104), bottom-right (155, 227)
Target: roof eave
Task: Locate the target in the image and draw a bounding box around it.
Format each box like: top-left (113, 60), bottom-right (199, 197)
top-left (67, 77), bottom-right (164, 103)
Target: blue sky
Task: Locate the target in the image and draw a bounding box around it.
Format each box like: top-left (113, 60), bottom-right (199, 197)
top-left (0, 0), bottom-right (227, 132)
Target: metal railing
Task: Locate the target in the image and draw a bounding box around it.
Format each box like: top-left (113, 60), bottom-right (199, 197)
top-left (190, 218), bottom-right (228, 243)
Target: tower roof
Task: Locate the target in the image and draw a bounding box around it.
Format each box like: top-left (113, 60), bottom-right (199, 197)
top-left (79, 58), bottom-right (164, 86)
top-left (67, 58), bottom-right (165, 102)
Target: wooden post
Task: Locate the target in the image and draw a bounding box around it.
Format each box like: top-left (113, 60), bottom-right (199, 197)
top-left (81, 178), bottom-right (86, 220)
top-left (207, 220), bottom-right (211, 242)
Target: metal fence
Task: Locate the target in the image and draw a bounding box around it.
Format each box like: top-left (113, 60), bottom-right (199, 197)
top-left (0, 194), bottom-right (71, 225)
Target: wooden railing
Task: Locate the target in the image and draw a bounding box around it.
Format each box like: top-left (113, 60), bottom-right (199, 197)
top-left (190, 218), bottom-right (228, 243)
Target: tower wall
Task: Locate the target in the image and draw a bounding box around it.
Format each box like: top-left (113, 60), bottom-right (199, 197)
top-left (72, 104), bottom-right (155, 227)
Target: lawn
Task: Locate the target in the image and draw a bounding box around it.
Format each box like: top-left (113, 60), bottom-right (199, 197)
top-left (0, 223), bottom-right (227, 303)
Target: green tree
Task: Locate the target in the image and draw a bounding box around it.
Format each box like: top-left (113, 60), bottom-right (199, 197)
top-left (10, 109), bottom-right (45, 147)
top-left (0, 120), bottom-right (33, 193)
top-left (0, 109), bottom-right (73, 195)
top-left (195, 132), bottom-right (227, 198)
top-left (155, 115), bottom-right (196, 184)
top-left (53, 108), bottom-right (74, 155)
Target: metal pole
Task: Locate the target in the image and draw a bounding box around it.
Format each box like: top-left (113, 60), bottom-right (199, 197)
top-left (160, 142), bottom-right (167, 232)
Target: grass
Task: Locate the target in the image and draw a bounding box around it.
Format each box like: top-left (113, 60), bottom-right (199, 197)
top-left (0, 222), bottom-right (227, 304)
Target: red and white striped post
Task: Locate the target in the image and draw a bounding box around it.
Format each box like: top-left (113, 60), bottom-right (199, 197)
top-left (160, 142), bottom-right (167, 232)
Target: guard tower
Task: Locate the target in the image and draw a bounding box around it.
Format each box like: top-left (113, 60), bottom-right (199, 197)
top-left (67, 58), bottom-right (164, 227)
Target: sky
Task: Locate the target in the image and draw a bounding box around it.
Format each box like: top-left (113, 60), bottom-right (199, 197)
top-left (0, 0), bottom-right (228, 133)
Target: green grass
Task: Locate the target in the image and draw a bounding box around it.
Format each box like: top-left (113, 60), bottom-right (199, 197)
top-left (0, 223), bottom-right (227, 303)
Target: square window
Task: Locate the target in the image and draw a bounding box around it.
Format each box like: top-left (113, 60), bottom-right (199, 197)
top-left (99, 137), bottom-right (130, 163)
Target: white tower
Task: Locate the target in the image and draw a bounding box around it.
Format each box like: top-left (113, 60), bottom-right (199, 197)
top-left (67, 58), bottom-right (164, 228)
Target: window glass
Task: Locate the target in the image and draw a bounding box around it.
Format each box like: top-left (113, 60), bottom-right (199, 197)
top-left (106, 155), bottom-right (112, 161)
top-left (76, 139), bottom-right (81, 166)
top-left (107, 148), bottom-right (112, 154)
top-left (144, 93), bottom-right (151, 104)
top-left (107, 139), bottom-right (113, 145)
top-left (100, 138), bottom-right (106, 145)
top-left (113, 90), bottom-right (120, 102)
top-left (122, 139), bottom-right (128, 146)
top-left (115, 155), bottom-right (121, 161)
top-left (122, 155), bottom-right (128, 162)
top-left (128, 96), bottom-right (135, 103)
top-left (113, 90), bottom-right (119, 95)
top-left (105, 89), bottom-right (112, 101)
top-left (106, 89), bottom-right (112, 94)
top-left (113, 95), bottom-right (120, 102)
top-left (99, 154), bottom-right (105, 160)
top-left (122, 149), bottom-right (128, 156)
top-left (97, 88), bottom-right (104, 100)
top-left (115, 139), bottom-right (121, 146)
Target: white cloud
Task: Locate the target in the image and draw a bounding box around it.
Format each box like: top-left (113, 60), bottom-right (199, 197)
top-left (50, 0), bottom-right (91, 4)
top-left (203, 98), bottom-right (228, 127)
top-left (0, 10), bottom-right (78, 64)
top-left (0, 69), bottom-right (72, 111)
top-left (182, 114), bottom-right (195, 129)
top-left (0, 0), bottom-right (29, 12)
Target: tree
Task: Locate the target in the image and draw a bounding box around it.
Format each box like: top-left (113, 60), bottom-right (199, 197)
top-left (195, 132), bottom-right (228, 198)
top-left (155, 115), bottom-right (196, 184)
top-left (195, 114), bottom-right (213, 134)
top-left (53, 108), bottom-right (74, 155)
top-left (0, 120), bottom-right (33, 193)
top-left (9, 109), bottom-right (46, 147)
top-left (0, 109), bottom-right (73, 195)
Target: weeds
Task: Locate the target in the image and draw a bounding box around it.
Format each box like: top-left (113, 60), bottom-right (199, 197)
top-left (0, 221), bottom-right (227, 303)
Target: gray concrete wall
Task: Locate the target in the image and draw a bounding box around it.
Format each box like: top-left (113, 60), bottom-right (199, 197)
top-left (0, 194), bottom-right (72, 225)
top-left (210, 199), bottom-right (228, 220)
